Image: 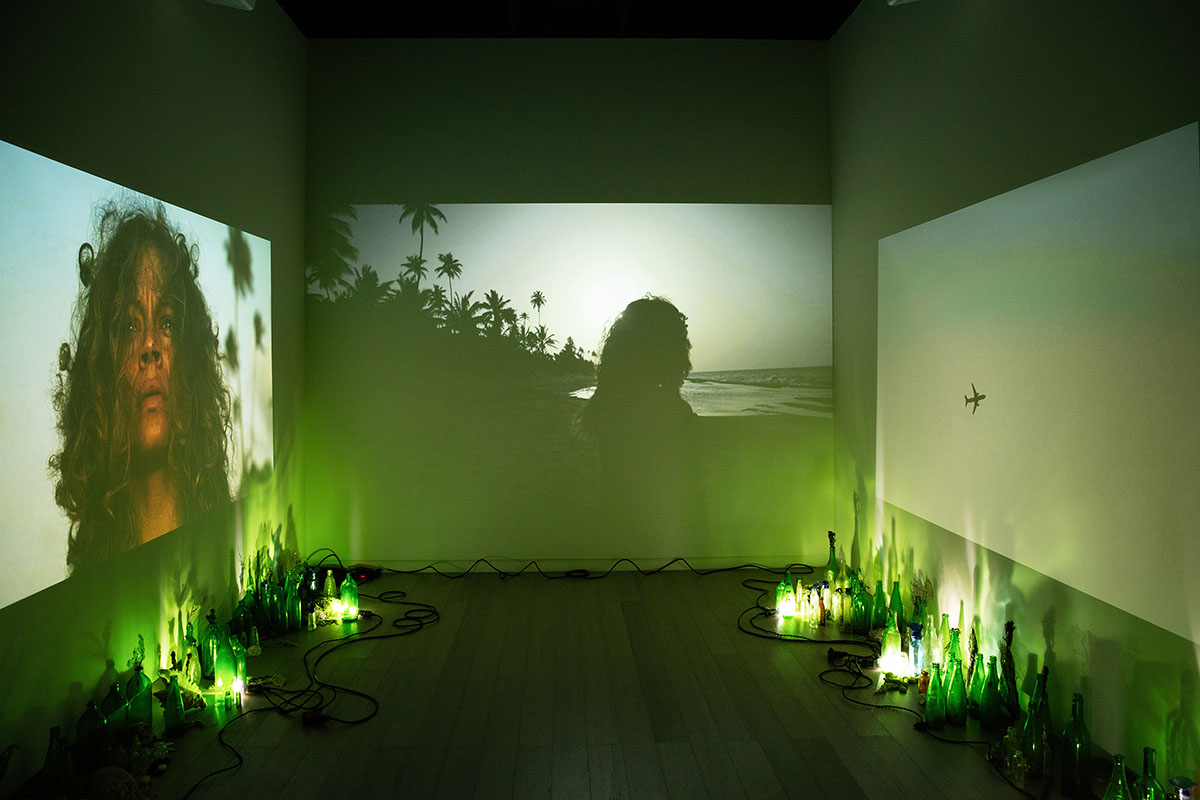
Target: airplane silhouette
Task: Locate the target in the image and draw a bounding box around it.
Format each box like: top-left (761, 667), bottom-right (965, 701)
top-left (965, 383), bottom-right (986, 414)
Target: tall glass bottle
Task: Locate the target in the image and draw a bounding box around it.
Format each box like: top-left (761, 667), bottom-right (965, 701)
top-left (825, 531), bottom-right (840, 584)
top-left (871, 580), bottom-right (888, 630)
top-left (882, 612), bottom-right (902, 666)
top-left (946, 654), bottom-right (968, 725)
top-left (125, 663), bottom-right (152, 728)
top-left (100, 682), bottom-right (127, 732)
top-left (1023, 668), bottom-right (1049, 779)
top-left (1133, 747), bottom-right (1167, 800)
top-left (909, 622), bottom-right (925, 674)
top-left (286, 574), bottom-right (301, 632)
top-left (926, 663), bottom-right (946, 729)
top-left (164, 674), bottom-right (185, 734)
top-left (1102, 754), bottom-right (1131, 800)
top-left (956, 600), bottom-right (966, 664)
top-left (852, 581), bottom-right (870, 634)
top-left (74, 700), bottom-right (103, 772)
top-left (1061, 693), bottom-right (1092, 799)
top-left (979, 655), bottom-right (1003, 730)
top-left (214, 624), bottom-right (237, 690)
top-left (888, 580), bottom-right (905, 632)
top-left (938, 613), bottom-right (951, 666)
top-left (999, 621), bottom-right (1020, 724)
top-left (964, 652), bottom-right (984, 719)
top-left (200, 609), bottom-right (219, 679)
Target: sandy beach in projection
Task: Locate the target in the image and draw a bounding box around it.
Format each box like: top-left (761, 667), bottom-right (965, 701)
top-left (571, 365), bottom-right (833, 418)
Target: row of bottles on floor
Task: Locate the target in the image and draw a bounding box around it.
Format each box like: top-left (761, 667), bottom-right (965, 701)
top-left (783, 533), bottom-right (1198, 798)
top-left (38, 565), bottom-right (363, 795)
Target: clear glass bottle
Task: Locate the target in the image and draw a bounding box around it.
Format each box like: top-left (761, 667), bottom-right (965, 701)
top-left (1133, 747), bottom-right (1167, 800)
top-left (926, 663), bottom-right (946, 729)
top-left (1103, 754), bottom-right (1131, 800)
top-left (1061, 692), bottom-right (1092, 798)
top-left (909, 622), bottom-right (925, 674)
top-left (1023, 668), bottom-right (1049, 779)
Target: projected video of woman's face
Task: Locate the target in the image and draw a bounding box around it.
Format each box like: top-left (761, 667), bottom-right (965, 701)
top-left (0, 140), bottom-right (273, 608)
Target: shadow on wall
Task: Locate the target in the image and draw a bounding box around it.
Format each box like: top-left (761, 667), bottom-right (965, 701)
top-left (0, 487), bottom-right (292, 791)
top-left (303, 298), bottom-right (834, 564)
top-left (872, 501), bottom-right (1200, 778)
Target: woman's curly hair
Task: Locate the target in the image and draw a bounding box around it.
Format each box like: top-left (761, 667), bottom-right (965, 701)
top-left (51, 201), bottom-right (231, 571)
top-left (580, 295), bottom-right (693, 435)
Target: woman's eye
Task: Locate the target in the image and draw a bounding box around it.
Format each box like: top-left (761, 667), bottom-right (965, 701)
top-left (160, 317), bottom-right (174, 336)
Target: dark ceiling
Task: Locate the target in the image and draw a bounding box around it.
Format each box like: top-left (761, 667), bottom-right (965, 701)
top-left (276, 0), bottom-right (863, 40)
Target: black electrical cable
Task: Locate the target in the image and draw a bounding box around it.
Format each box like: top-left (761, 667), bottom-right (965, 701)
top-left (384, 556), bottom-right (815, 581)
top-left (738, 572), bottom-right (1037, 800)
top-left (178, 555), bottom-right (440, 798)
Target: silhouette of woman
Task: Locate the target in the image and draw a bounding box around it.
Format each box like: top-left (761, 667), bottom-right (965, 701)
top-left (580, 296), bottom-right (702, 546)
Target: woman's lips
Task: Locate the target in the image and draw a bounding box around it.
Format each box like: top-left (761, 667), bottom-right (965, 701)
top-left (141, 392), bottom-right (165, 411)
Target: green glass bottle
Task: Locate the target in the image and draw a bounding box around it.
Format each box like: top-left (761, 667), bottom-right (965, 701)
top-left (100, 682), bottom-right (127, 733)
top-left (74, 700), bottom-right (103, 771)
top-left (946, 655), bottom-right (968, 725)
top-left (946, 628), bottom-right (962, 677)
top-left (871, 580), bottom-right (888, 630)
top-left (825, 531), bottom-right (840, 584)
top-left (882, 611), bottom-right (902, 666)
top-left (200, 609), bottom-right (219, 679)
top-left (1023, 668), bottom-right (1049, 779)
top-left (926, 663), bottom-right (946, 729)
top-left (125, 663), bottom-right (152, 728)
top-left (852, 581), bottom-right (870, 634)
top-left (1061, 692), bottom-right (1092, 798)
top-left (214, 624), bottom-right (237, 691)
top-left (979, 655), bottom-right (1003, 729)
top-left (888, 580), bottom-right (905, 632)
top-left (164, 674), bottom-right (185, 734)
top-left (956, 600), bottom-right (967, 665)
top-left (1103, 754), bottom-right (1131, 800)
top-left (999, 621), bottom-right (1020, 724)
top-left (231, 634), bottom-right (248, 685)
top-left (340, 572), bottom-right (360, 620)
top-left (1133, 747), bottom-right (1167, 800)
top-left (938, 613), bottom-right (951, 666)
top-left (967, 643), bottom-right (985, 719)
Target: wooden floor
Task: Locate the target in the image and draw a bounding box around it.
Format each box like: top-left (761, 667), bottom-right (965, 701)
top-left (153, 568), bottom-right (1035, 799)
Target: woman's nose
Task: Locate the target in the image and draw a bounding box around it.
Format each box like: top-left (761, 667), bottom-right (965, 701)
top-left (140, 331), bottom-right (162, 365)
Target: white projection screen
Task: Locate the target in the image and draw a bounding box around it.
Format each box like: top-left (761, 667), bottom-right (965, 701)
top-left (0, 140), bottom-right (273, 609)
top-left (877, 123), bottom-right (1200, 644)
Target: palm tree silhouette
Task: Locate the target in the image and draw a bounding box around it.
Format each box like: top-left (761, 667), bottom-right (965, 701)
top-left (427, 284), bottom-right (449, 326)
top-left (307, 206), bottom-right (359, 300)
top-left (534, 324), bottom-right (556, 355)
top-left (398, 203), bottom-right (447, 262)
top-left (482, 290), bottom-right (512, 338)
top-left (388, 276), bottom-right (432, 322)
top-left (445, 290), bottom-right (486, 336)
top-left (530, 290), bottom-right (546, 326)
top-left (347, 264), bottom-right (390, 306)
top-left (436, 252), bottom-right (463, 302)
top-left (402, 254), bottom-right (428, 287)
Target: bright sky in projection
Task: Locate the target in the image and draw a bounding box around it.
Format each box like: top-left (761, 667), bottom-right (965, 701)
top-left (0, 139), bottom-right (272, 609)
top-left (877, 123), bottom-right (1200, 645)
top-left (349, 204), bottom-right (831, 372)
